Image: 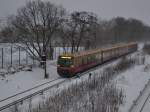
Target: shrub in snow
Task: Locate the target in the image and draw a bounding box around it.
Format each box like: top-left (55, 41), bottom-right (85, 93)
top-left (0, 69), bottom-right (8, 77)
top-left (143, 43), bottom-right (150, 55)
top-left (113, 56), bottom-right (136, 73)
top-left (143, 64), bottom-right (150, 72)
top-left (22, 65), bottom-right (32, 71)
top-left (8, 67), bottom-right (16, 74)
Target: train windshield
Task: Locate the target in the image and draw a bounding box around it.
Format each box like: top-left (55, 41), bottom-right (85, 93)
top-left (58, 56), bottom-right (73, 67)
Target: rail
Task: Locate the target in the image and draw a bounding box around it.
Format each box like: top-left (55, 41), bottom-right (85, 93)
top-left (0, 78), bottom-right (66, 111)
top-left (0, 78), bottom-right (60, 103)
top-left (129, 78), bottom-right (150, 112)
top-left (139, 93), bottom-right (150, 112)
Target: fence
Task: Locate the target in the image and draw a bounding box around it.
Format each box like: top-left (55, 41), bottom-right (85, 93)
top-left (0, 46), bottom-right (33, 69)
top-left (0, 45), bottom-right (84, 69)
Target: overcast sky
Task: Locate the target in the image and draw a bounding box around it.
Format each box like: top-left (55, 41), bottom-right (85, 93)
top-left (0, 0), bottom-right (150, 25)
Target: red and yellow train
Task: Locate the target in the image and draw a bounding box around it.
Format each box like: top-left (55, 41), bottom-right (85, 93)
top-left (57, 42), bottom-right (137, 77)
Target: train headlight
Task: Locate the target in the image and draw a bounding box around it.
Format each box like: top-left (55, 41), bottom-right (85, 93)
top-left (57, 65), bottom-right (60, 67)
top-left (71, 65), bottom-right (74, 68)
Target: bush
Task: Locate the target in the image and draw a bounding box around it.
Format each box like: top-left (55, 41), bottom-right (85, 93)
top-left (143, 44), bottom-right (150, 54)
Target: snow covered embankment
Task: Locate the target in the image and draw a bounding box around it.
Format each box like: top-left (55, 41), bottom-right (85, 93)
top-left (116, 52), bottom-right (150, 112)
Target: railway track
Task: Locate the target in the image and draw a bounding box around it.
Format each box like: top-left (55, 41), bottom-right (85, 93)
top-left (0, 51), bottom-right (136, 111)
top-left (129, 78), bottom-right (150, 112)
top-left (139, 93), bottom-right (150, 112)
top-left (0, 78), bottom-right (61, 103)
top-left (0, 78), bottom-right (66, 111)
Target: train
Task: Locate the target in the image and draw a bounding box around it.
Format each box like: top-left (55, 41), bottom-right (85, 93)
top-left (57, 42), bottom-right (137, 77)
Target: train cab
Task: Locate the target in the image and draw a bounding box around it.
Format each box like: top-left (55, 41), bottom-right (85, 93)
top-left (57, 54), bottom-right (75, 77)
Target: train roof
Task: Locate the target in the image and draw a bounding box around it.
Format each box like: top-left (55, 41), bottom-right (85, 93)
top-left (59, 42), bottom-right (137, 58)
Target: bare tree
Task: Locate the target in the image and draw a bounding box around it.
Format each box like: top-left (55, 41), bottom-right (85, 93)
top-left (85, 13), bottom-right (99, 49)
top-left (60, 11), bottom-right (98, 53)
top-left (9, 0), bottom-right (66, 78)
top-left (0, 26), bottom-right (14, 42)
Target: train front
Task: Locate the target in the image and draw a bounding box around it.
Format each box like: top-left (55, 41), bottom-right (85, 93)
top-left (57, 54), bottom-right (75, 77)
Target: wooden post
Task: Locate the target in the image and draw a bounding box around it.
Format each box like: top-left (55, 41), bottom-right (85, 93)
top-left (26, 50), bottom-right (28, 65)
top-left (33, 49), bottom-right (35, 65)
top-left (19, 47), bottom-right (20, 65)
top-left (2, 48), bottom-right (3, 68)
top-left (11, 46), bottom-right (12, 67)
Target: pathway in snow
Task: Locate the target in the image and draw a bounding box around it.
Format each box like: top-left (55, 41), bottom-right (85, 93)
top-left (141, 94), bottom-right (150, 112)
top-left (114, 49), bottom-right (150, 112)
top-left (130, 79), bottom-right (150, 112)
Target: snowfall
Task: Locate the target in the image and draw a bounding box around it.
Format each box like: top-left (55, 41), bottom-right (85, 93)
top-left (0, 43), bottom-right (150, 112)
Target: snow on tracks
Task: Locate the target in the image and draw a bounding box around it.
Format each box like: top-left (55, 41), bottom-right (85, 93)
top-left (0, 77), bottom-right (65, 111)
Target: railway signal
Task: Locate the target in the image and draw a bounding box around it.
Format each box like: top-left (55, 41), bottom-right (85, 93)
top-left (41, 55), bottom-right (48, 78)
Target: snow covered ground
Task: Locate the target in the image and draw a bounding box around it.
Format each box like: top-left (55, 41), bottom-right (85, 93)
top-left (0, 43), bottom-right (84, 111)
top-left (141, 95), bottom-right (150, 112)
top-left (0, 43), bottom-right (85, 101)
top-left (0, 43), bottom-right (150, 112)
top-left (115, 52), bottom-right (150, 111)
top-left (0, 60), bottom-right (59, 101)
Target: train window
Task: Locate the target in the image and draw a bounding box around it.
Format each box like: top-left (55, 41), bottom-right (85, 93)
top-left (96, 53), bottom-right (99, 60)
top-left (91, 55), bottom-right (93, 61)
top-left (99, 53), bottom-right (101, 59)
top-left (90, 55), bottom-right (92, 61)
top-left (75, 58), bottom-right (78, 66)
top-left (58, 56), bottom-right (73, 67)
top-left (82, 57), bottom-right (84, 64)
top-left (74, 58), bottom-right (77, 67)
top-left (78, 58), bottom-right (80, 65)
top-left (85, 56), bottom-right (87, 64)
top-left (87, 56), bottom-right (90, 63)
top-left (86, 56), bottom-right (88, 63)
top-left (84, 56), bottom-right (87, 64)
top-left (87, 56), bottom-right (89, 63)
top-left (79, 57), bottom-right (82, 65)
